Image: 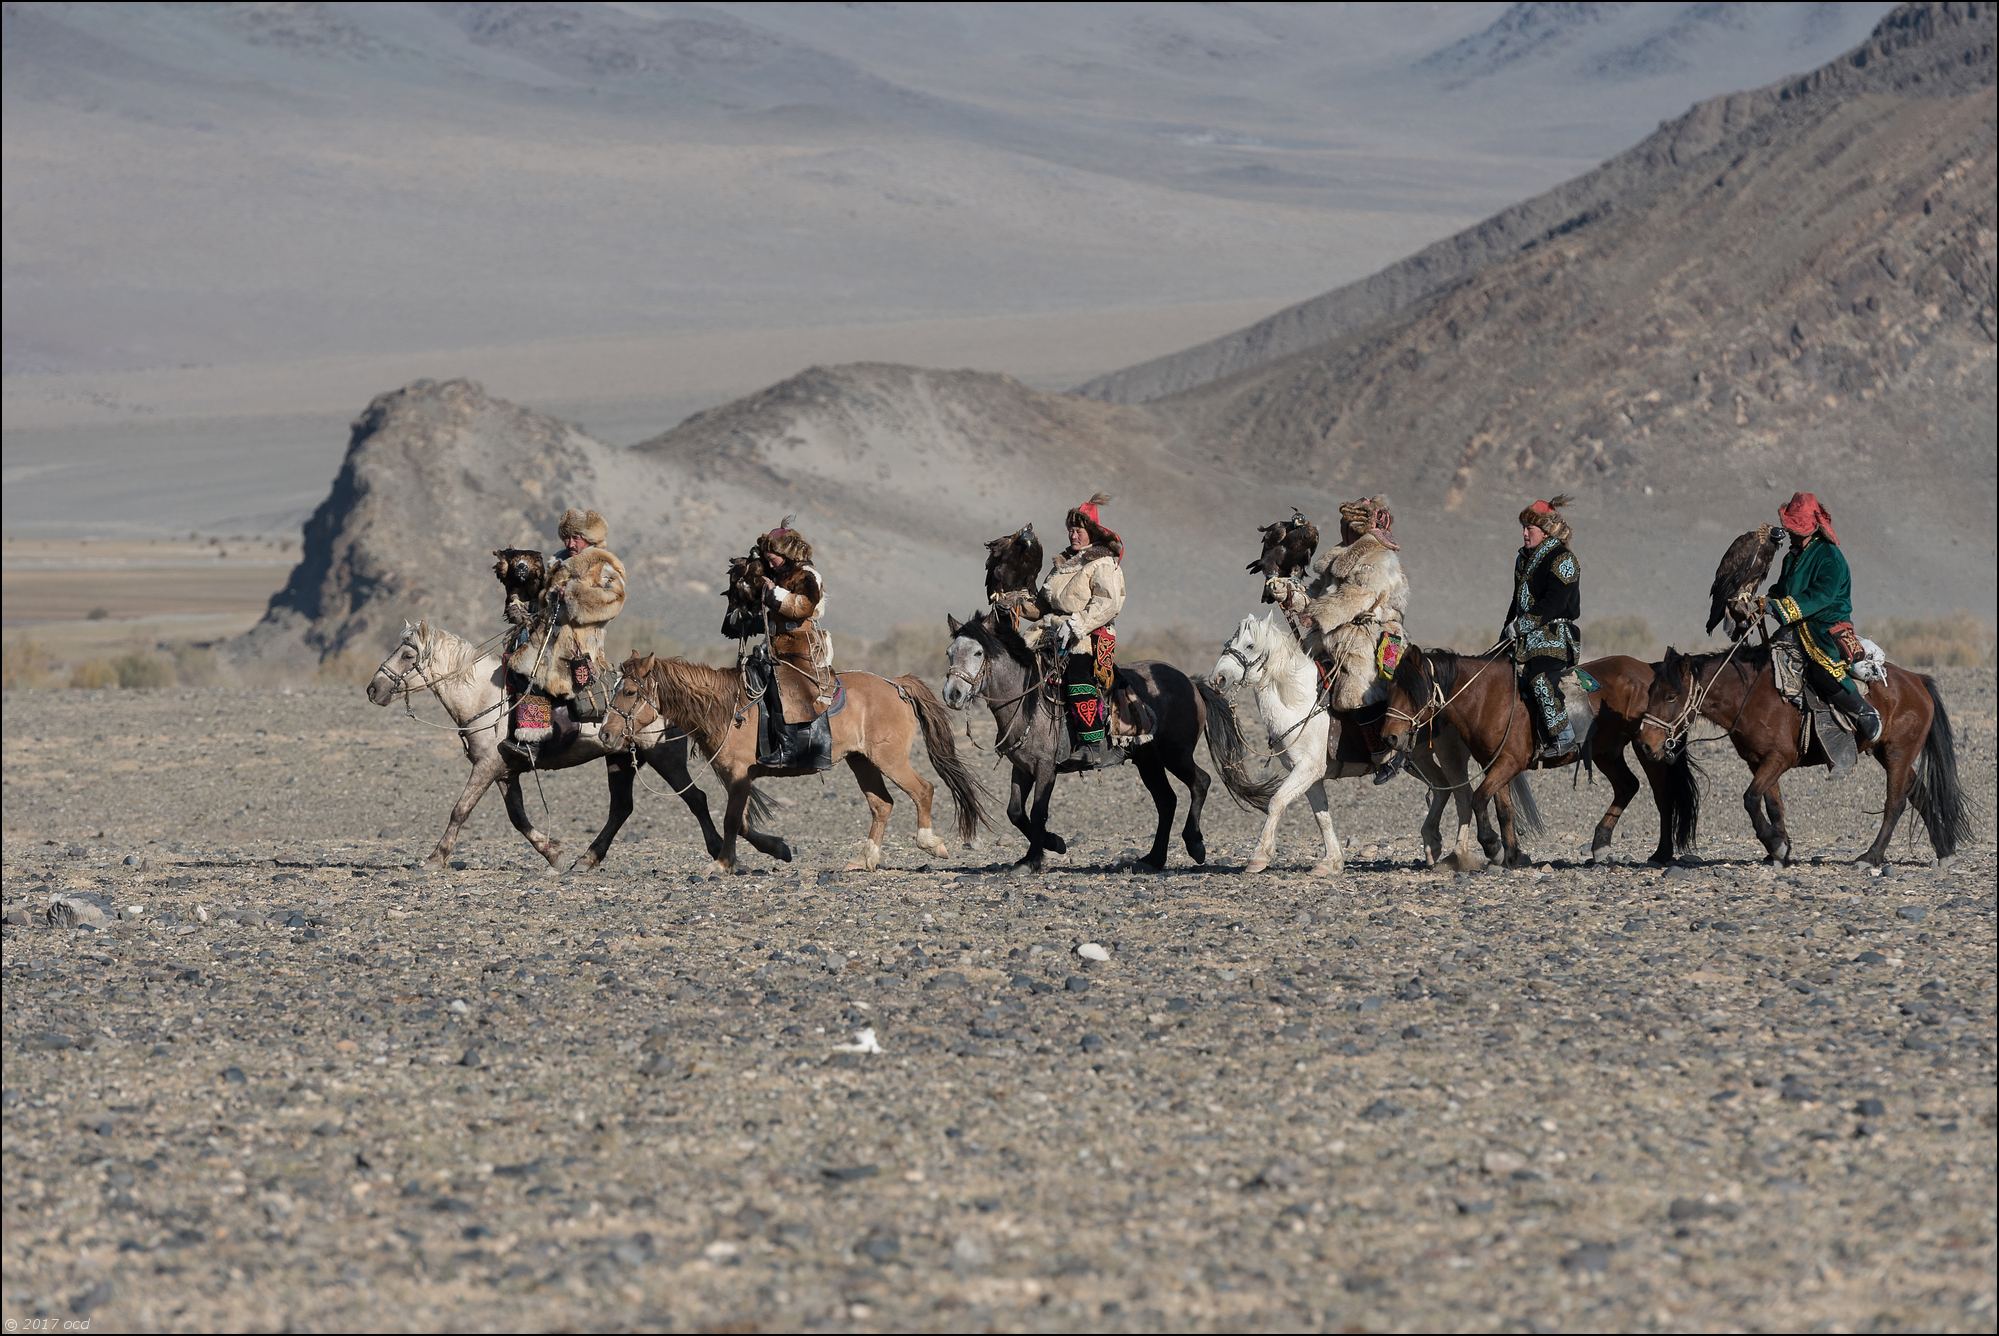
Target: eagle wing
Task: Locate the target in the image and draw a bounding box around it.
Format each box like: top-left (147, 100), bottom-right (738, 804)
top-left (986, 523), bottom-right (1043, 598)
top-left (1280, 519), bottom-right (1319, 579)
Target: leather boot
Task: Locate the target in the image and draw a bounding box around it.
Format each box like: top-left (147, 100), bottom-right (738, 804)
top-left (1831, 687), bottom-right (1883, 745)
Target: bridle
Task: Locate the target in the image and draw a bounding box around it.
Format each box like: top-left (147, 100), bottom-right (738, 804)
top-left (1641, 635), bottom-right (1750, 751)
top-left (950, 624), bottom-right (1057, 757)
top-left (1217, 635), bottom-right (1269, 685)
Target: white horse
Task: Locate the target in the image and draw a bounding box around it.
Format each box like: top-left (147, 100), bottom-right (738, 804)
top-left (1209, 612), bottom-right (1534, 873)
top-left (365, 620), bottom-right (789, 871)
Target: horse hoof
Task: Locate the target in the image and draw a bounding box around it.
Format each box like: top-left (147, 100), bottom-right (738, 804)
top-left (1044, 834), bottom-right (1069, 854)
top-left (1187, 839), bottom-right (1208, 866)
top-left (1309, 860), bottom-right (1344, 878)
top-left (1244, 857), bottom-right (1271, 875)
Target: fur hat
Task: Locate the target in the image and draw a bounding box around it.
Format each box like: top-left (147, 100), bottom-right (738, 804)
top-left (1339, 495), bottom-right (1398, 550)
top-left (755, 518), bottom-right (814, 567)
top-left (1518, 494), bottom-right (1574, 543)
top-left (1064, 491), bottom-right (1123, 558)
top-left (558, 508), bottom-right (608, 546)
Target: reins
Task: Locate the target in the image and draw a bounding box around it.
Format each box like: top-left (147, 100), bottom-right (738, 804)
top-left (1643, 634), bottom-right (1752, 748)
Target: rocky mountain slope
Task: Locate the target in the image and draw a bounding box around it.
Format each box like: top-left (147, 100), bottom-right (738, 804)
top-left (241, 4), bottom-right (1995, 665)
top-left (1077, 1), bottom-right (1992, 404)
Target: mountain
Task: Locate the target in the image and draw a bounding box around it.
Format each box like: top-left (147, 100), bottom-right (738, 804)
top-left (1075, 0), bottom-right (1979, 404)
top-left (241, 3), bottom-right (1995, 666)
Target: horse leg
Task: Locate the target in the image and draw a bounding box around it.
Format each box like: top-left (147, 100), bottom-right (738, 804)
top-left (1245, 752), bottom-right (1317, 875)
top-left (1134, 752), bottom-right (1176, 871)
top-left (1163, 746), bottom-right (1211, 866)
top-left (1476, 765), bottom-right (1529, 869)
top-left (1743, 759), bottom-right (1793, 865)
top-left (713, 779), bottom-right (751, 874)
top-left (843, 754), bottom-right (895, 872)
top-left (1591, 744), bottom-right (1642, 865)
top-left (570, 757), bottom-right (636, 872)
top-left (426, 759), bottom-right (506, 867)
top-left (874, 748), bottom-right (947, 859)
top-left (1857, 740), bottom-right (1915, 868)
top-left (1015, 771), bottom-right (1058, 872)
top-left (1306, 780), bottom-right (1343, 877)
top-left (649, 740), bottom-right (722, 861)
top-left (499, 772), bottom-right (564, 868)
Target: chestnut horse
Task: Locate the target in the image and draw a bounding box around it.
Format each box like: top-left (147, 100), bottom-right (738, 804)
top-left (600, 654), bottom-right (989, 873)
top-left (1378, 647), bottom-right (1702, 868)
top-left (1636, 646), bottom-right (1969, 867)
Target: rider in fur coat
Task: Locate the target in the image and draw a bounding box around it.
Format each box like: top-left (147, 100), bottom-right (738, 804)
top-left (753, 522), bottom-right (836, 718)
top-left (1266, 496), bottom-right (1408, 713)
top-left (505, 507), bottom-right (627, 703)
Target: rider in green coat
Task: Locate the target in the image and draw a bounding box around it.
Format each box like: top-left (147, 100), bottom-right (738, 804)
top-left (1766, 491), bottom-right (1880, 744)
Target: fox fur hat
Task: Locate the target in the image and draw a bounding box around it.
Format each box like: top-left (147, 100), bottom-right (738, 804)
top-left (557, 508), bottom-right (609, 546)
top-left (1518, 494), bottom-right (1574, 544)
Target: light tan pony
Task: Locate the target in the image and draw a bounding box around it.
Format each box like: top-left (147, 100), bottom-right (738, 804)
top-left (600, 654), bottom-right (988, 873)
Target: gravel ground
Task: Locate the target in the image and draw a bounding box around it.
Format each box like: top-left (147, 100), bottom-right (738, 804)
top-left (3, 673), bottom-right (1994, 1332)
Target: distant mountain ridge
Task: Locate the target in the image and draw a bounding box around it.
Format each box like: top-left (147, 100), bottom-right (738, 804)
top-left (1075, 1), bottom-right (1990, 405)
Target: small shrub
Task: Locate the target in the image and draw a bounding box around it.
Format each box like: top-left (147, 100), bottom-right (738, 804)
top-left (1873, 613), bottom-right (1995, 667)
top-left (69, 658), bottom-right (117, 689)
top-left (2, 637), bottom-right (62, 689)
top-left (112, 651), bottom-right (176, 689)
top-left (171, 643), bottom-right (224, 686)
top-left (1584, 615), bottom-right (1658, 660)
top-left (85, 607), bottom-right (110, 621)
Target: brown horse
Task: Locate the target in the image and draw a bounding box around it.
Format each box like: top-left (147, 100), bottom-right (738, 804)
top-left (1378, 647), bottom-right (1702, 868)
top-left (1636, 646), bottom-right (1969, 867)
top-left (600, 654), bottom-right (989, 873)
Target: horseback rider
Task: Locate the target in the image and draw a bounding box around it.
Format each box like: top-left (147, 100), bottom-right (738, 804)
top-left (1266, 495), bottom-right (1408, 714)
top-left (1761, 491), bottom-right (1881, 744)
top-left (1504, 495), bottom-right (1583, 761)
top-left (501, 508), bottom-right (627, 764)
top-left (752, 520), bottom-right (836, 715)
top-left (1012, 492), bottom-right (1128, 770)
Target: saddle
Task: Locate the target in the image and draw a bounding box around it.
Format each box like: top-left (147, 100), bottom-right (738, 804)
top-left (743, 648), bottom-right (841, 772)
top-left (1771, 633), bottom-right (1862, 775)
top-left (1105, 669), bottom-right (1157, 748)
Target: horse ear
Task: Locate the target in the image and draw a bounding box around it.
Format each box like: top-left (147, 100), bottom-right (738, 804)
top-left (947, 614), bottom-right (962, 636)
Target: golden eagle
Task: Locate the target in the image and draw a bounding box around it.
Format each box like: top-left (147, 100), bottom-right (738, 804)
top-left (492, 547), bottom-right (550, 626)
top-left (1708, 523), bottom-right (1780, 639)
top-left (1249, 509), bottom-right (1319, 583)
top-left (985, 522), bottom-right (1044, 601)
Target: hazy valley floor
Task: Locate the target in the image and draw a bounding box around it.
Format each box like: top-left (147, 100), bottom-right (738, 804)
top-left (2, 676), bottom-right (1993, 1331)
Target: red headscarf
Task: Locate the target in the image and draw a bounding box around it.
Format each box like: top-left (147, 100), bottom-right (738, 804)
top-left (1779, 492), bottom-right (1838, 545)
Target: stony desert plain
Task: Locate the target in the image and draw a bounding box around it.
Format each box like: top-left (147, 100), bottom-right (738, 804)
top-left (1, 661), bottom-right (1992, 1331)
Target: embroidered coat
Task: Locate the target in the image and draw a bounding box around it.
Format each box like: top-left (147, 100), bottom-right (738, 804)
top-left (1769, 535), bottom-right (1852, 675)
top-left (1505, 537), bottom-right (1581, 665)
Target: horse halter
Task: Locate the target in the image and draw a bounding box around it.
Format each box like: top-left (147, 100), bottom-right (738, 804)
top-left (374, 633), bottom-right (436, 700)
top-left (1218, 637), bottom-right (1268, 683)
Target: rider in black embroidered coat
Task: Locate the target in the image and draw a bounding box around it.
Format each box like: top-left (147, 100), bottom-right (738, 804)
top-left (1503, 495), bottom-right (1583, 760)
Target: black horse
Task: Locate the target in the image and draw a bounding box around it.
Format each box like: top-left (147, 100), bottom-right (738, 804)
top-left (942, 609), bottom-right (1277, 870)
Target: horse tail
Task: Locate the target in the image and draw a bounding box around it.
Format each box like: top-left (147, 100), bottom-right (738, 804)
top-left (744, 783), bottom-right (776, 829)
top-left (1507, 773), bottom-right (1544, 838)
top-left (896, 674), bottom-right (991, 843)
top-left (1911, 675), bottom-right (1971, 860)
top-left (1196, 678), bottom-right (1281, 812)
top-left (1661, 744), bottom-right (1703, 857)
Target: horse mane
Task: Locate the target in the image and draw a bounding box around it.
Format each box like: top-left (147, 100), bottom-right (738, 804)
top-left (625, 652), bottom-right (738, 750)
top-left (1245, 614), bottom-right (1312, 700)
top-left (1663, 643), bottom-right (1770, 683)
top-left (414, 621), bottom-right (476, 679)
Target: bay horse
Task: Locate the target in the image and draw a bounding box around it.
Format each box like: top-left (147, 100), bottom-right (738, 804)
top-left (1377, 645), bottom-right (1702, 868)
top-left (599, 654), bottom-right (989, 873)
top-left (941, 609), bottom-right (1278, 871)
top-left (366, 621), bottom-right (790, 870)
top-left (1209, 612), bottom-right (1542, 873)
top-left (1636, 645), bottom-right (1969, 867)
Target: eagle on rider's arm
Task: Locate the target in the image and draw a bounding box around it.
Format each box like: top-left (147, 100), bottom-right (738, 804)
top-left (985, 522), bottom-right (1044, 601)
top-left (1250, 509), bottom-right (1319, 597)
top-left (1708, 523), bottom-right (1780, 639)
